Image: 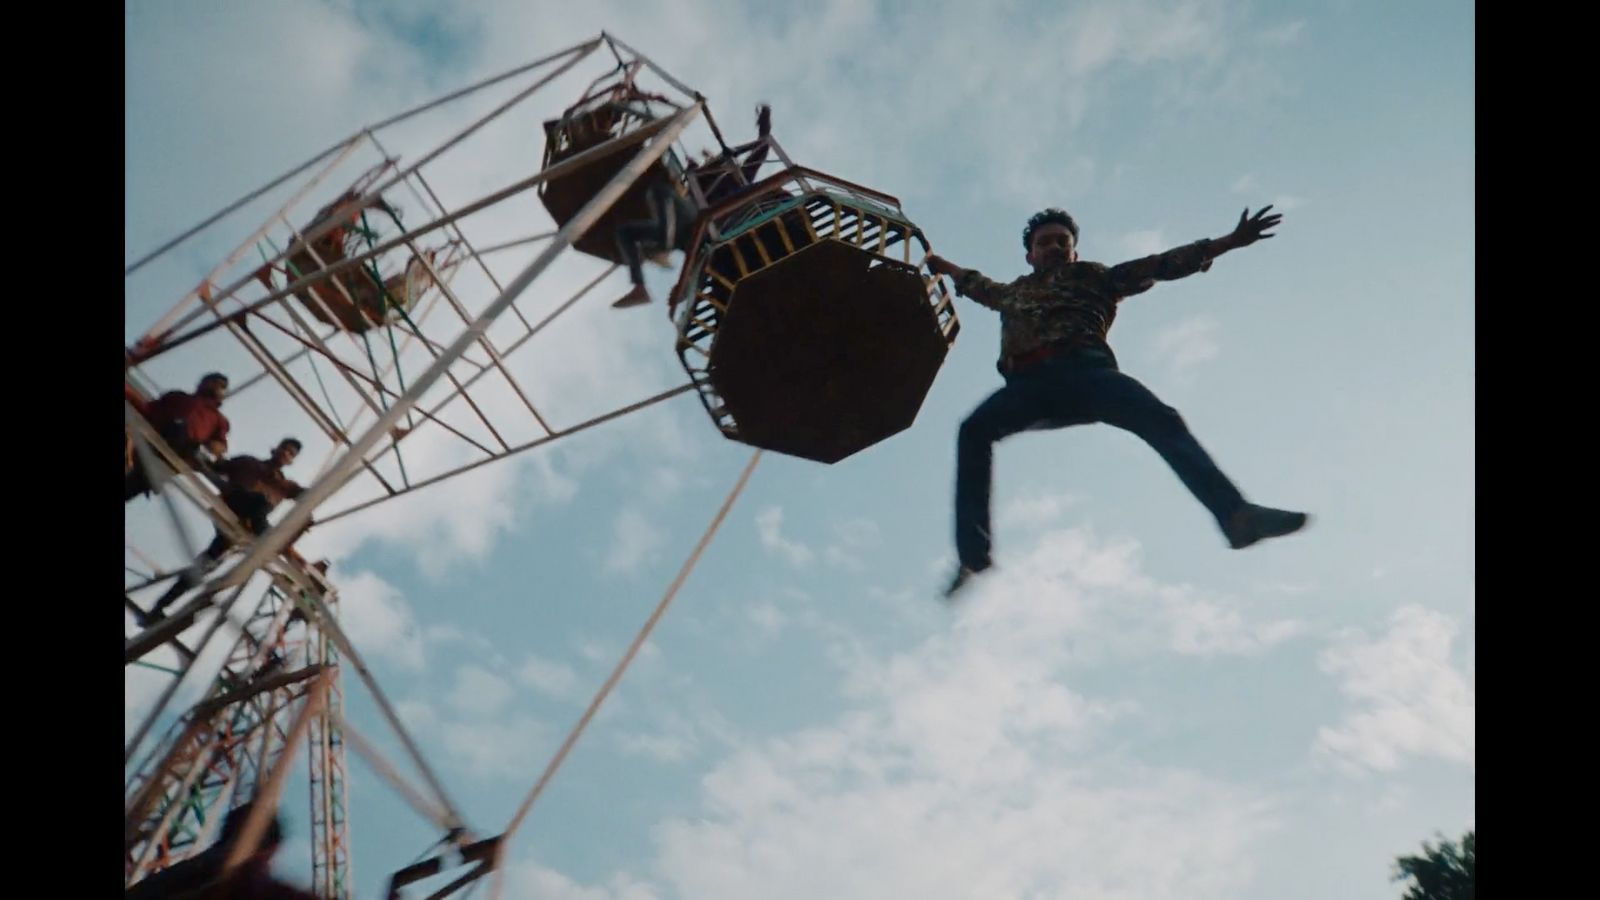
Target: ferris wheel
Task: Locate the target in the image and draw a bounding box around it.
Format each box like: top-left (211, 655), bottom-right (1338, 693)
top-left (125, 32), bottom-right (958, 898)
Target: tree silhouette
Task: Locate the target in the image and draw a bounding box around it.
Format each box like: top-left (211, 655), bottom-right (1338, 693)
top-left (1394, 829), bottom-right (1474, 900)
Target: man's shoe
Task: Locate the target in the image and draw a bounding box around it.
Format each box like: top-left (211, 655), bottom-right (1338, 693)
top-left (1225, 504), bottom-right (1310, 550)
top-left (943, 564), bottom-right (992, 600)
top-left (611, 285), bottom-right (651, 308)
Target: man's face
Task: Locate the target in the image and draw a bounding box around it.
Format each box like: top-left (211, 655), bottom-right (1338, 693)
top-left (272, 443), bottom-right (299, 467)
top-left (199, 377), bottom-right (228, 402)
top-left (1027, 223), bottom-right (1078, 271)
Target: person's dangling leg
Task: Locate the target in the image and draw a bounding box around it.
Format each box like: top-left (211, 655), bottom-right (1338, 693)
top-left (1082, 367), bottom-right (1306, 547)
top-left (611, 220), bottom-right (655, 308)
top-left (125, 460), bottom-right (151, 502)
top-left (144, 538), bottom-right (225, 625)
top-left (951, 376), bottom-right (1057, 594)
top-left (612, 182), bottom-right (680, 308)
top-left (142, 491), bottom-right (268, 625)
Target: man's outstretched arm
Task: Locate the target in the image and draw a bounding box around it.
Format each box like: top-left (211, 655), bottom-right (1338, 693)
top-left (738, 104), bottom-right (773, 183)
top-left (926, 253), bottom-right (1016, 312)
top-left (1106, 206), bottom-right (1283, 297)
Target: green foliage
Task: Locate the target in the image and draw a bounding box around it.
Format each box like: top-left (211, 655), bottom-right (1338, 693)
top-left (1393, 829), bottom-right (1474, 900)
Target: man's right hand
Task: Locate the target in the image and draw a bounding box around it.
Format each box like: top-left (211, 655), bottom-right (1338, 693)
top-left (1224, 206), bottom-right (1283, 249)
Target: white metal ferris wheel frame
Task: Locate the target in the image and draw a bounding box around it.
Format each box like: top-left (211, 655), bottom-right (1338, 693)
top-left (123, 31), bottom-right (776, 898)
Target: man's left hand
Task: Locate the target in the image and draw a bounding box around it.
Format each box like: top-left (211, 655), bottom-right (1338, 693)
top-left (1226, 205), bottom-right (1283, 249)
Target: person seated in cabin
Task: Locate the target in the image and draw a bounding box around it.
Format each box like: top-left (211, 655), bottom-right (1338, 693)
top-left (609, 177), bottom-right (699, 309)
top-left (138, 438), bottom-right (309, 626)
top-left (366, 247), bottom-right (439, 321)
top-left (126, 802), bottom-right (319, 900)
top-left (126, 373), bottom-right (231, 502)
top-left (255, 190), bottom-right (406, 331)
top-left (611, 104), bottom-right (775, 309)
top-left (692, 103), bottom-right (775, 208)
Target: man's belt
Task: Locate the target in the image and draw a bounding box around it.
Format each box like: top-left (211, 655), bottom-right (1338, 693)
top-left (999, 340), bottom-right (1109, 375)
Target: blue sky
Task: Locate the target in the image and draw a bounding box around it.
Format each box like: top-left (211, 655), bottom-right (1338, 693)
top-left (126, 2), bottom-right (1473, 898)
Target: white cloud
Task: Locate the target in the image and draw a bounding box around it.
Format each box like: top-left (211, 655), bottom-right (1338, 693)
top-left (423, 622), bottom-right (500, 657)
top-left (449, 663), bottom-right (515, 718)
top-left (1254, 580), bottom-right (1316, 596)
top-left (1228, 175), bottom-right (1303, 216)
top-left (502, 861), bottom-right (660, 900)
top-left (398, 692), bottom-right (554, 782)
top-left (998, 491), bottom-right (1079, 531)
top-left (754, 506), bottom-right (815, 567)
top-left (618, 728), bottom-right (698, 765)
top-left (1158, 588), bottom-right (1304, 656)
top-left (1121, 228), bottom-right (1168, 258)
top-left (636, 527), bottom-right (1284, 899)
top-left (607, 509), bottom-right (666, 574)
top-left (645, 467), bottom-right (688, 503)
top-left (745, 601), bottom-right (789, 640)
top-left (655, 762), bottom-right (1271, 899)
top-left (443, 714), bottom-right (552, 780)
top-left (577, 639), bottom-right (614, 665)
top-left (333, 570), bottom-right (426, 670)
top-left (303, 447), bottom-right (533, 579)
top-left (1230, 178), bottom-right (1305, 215)
top-left (396, 698), bottom-right (440, 734)
top-left (1150, 315), bottom-right (1222, 381)
top-left (518, 653), bottom-right (580, 699)
top-left (823, 518), bottom-right (880, 571)
top-left (1257, 20), bottom-right (1307, 45)
top-left (960, 529), bottom-right (1300, 663)
top-left (1315, 605), bottom-right (1475, 774)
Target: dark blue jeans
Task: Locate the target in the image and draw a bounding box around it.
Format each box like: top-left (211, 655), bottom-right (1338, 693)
top-left (955, 352), bottom-right (1246, 570)
top-left (151, 489), bottom-right (274, 613)
top-left (615, 181), bottom-right (696, 287)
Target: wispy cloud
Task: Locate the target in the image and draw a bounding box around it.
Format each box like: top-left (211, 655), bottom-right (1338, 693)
top-left (502, 860), bottom-right (660, 900)
top-left (1150, 315), bottom-right (1222, 383)
top-left (755, 506), bottom-right (815, 567)
top-left (1257, 20), bottom-right (1307, 45)
top-left (616, 712), bottom-right (710, 765)
top-left (1121, 229), bottom-right (1168, 259)
top-left (1315, 605), bottom-right (1475, 774)
top-left (443, 714), bottom-right (553, 780)
top-left (998, 492), bottom-right (1079, 531)
top-left (578, 639), bottom-right (614, 665)
top-left (336, 570), bottom-right (426, 670)
top-left (746, 601), bottom-right (790, 640)
top-left (637, 526), bottom-right (1281, 899)
top-left (606, 509), bottom-right (666, 574)
top-left (1229, 174), bottom-right (1305, 212)
top-left (448, 663), bottom-right (515, 718)
top-left (518, 653), bottom-right (580, 700)
top-left (1158, 588), bottom-right (1305, 656)
top-left (824, 518), bottom-right (881, 571)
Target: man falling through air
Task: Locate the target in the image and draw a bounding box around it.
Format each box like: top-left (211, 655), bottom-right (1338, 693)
top-left (926, 205), bottom-right (1310, 598)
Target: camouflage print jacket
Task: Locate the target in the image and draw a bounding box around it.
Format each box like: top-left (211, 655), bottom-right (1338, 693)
top-left (953, 238), bottom-right (1219, 372)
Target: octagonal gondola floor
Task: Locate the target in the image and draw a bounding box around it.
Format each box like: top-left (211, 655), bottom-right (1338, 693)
top-left (708, 239), bottom-right (950, 463)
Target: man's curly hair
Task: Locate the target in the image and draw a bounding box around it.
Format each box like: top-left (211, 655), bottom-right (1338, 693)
top-left (1023, 208), bottom-right (1080, 251)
